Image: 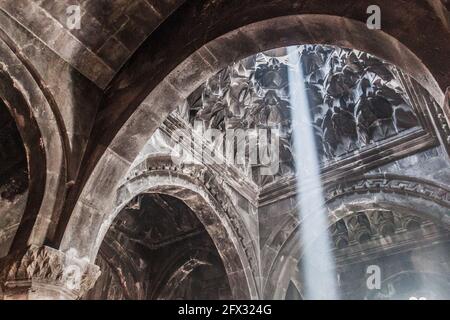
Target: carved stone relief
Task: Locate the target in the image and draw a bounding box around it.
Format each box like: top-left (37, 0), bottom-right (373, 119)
top-left (0, 246), bottom-right (100, 299)
top-left (329, 210), bottom-right (433, 249)
top-left (178, 45), bottom-right (425, 186)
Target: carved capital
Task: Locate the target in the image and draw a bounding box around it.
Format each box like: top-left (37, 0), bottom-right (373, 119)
top-left (0, 245), bottom-right (100, 300)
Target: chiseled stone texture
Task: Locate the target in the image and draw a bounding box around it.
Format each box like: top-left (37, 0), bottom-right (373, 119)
top-left (0, 245), bottom-right (100, 300)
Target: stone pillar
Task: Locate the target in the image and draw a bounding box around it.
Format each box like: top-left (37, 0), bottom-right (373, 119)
top-left (0, 245), bottom-right (100, 300)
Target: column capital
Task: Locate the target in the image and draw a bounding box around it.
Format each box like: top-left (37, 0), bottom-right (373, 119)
top-left (0, 245), bottom-right (100, 300)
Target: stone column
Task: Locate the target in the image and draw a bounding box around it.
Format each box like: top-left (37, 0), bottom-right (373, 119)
top-left (0, 245), bottom-right (100, 300)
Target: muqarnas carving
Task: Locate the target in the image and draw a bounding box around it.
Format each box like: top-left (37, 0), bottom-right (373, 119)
top-left (187, 45), bottom-right (420, 184)
top-left (329, 210), bottom-right (429, 249)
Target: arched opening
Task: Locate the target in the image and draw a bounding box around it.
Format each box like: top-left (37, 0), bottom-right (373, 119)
top-left (0, 100), bottom-right (28, 257)
top-left (83, 160), bottom-right (259, 300)
top-left (265, 191), bottom-right (450, 300)
top-left (0, 34), bottom-right (66, 254)
top-left (85, 194), bottom-right (232, 300)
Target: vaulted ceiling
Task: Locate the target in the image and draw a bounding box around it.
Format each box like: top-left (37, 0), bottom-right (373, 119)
top-left (0, 0), bottom-right (184, 88)
top-left (86, 194), bottom-right (232, 300)
top-left (1, 0), bottom-right (448, 91)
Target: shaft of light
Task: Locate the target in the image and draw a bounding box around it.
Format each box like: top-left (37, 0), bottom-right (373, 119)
top-left (287, 46), bottom-right (339, 300)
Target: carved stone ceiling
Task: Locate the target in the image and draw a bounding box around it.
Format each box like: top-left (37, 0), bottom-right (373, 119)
top-left (117, 193), bottom-right (203, 247)
top-left (188, 45), bottom-right (419, 159)
top-left (139, 45), bottom-right (432, 189)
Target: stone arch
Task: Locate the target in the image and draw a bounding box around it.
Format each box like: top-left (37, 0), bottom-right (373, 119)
top-left (59, 13), bottom-right (447, 290)
top-left (89, 158), bottom-right (259, 299)
top-left (263, 174), bottom-right (450, 299)
top-left (0, 31), bottom-right (67, 252)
